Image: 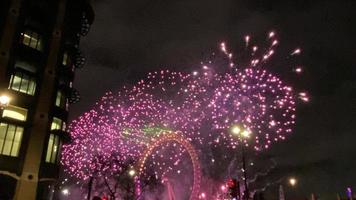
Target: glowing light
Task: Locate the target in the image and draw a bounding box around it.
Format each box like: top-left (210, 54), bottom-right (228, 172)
top-left (221, 185), bottom-right (227, 191)
top-left (295, 67), bottom-right (303, 73)
top-left (269, 120), bottom-right (276, 127)
top-left (269, 31), bottom-right (275, 38)
top-left (300, 97), bottom-right (309, 102)
top-left (128, 169), bottom-right (136, 177)
top-left (299, 92), bottom-right (307, 97)
top-left (289, 177), bottom-right (297, 186)
top-left (272, 40), bottom-right (278, 46)
top-left (0, 95), bottom-right (10, 108)
top-left (241, 130), bottom-right (251, 138)
top-left (291, 48), bottom-right (301, 55)
top-left (199, 192), bottom-right (206, 199)
top-left (62, 188), bottom-right (69, 195)
top-left (231, 126), bottom-right (241, 135)
top-left (252, 46), bottom-right (258, 52)
top-left (245, 35), bottom-right (250, 46)
top-left (347, 187), bottom-right (352, 198)
top-left (299, 92), bottom-right (309, 102)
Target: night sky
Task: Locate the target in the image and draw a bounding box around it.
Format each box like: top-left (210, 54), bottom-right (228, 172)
top-left (71, 0), bottom-right (356, 199)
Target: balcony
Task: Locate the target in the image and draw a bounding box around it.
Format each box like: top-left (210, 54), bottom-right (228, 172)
top-left (82, 1), bottom-right (95, 26)
top-left (58, 84), bottom-right (80, 104)
top-left (65, 0), bottom-right (94, 37)
top-left (73, 49), bottom-right (85, 69)
top-left (65, 45), bottom-right (85, 69)
top-left (80, 13), bottom-right (91, 36)
top-left (68, 88), bottom-right (80, 104)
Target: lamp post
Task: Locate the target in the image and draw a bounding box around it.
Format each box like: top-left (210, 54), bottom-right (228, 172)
top-left (231, 125), bottom-right (251, 200)
top-left (283, 177), bottom-right (298, 200)
top-left (87, 176), bottom-right (94, 200)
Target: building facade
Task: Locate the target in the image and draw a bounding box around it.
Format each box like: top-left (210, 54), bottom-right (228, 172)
top-left (0, 0), bottom-right (94, 199)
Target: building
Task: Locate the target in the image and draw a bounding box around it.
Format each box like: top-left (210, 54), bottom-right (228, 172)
top-left (0, 0), bottom-right (94, 199)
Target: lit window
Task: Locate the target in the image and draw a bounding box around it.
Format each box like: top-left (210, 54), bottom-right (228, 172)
top-left (51, 117), bottom-right (66, 131)
top-left (62, 52), bottom-right (69, 66)
top-left (8, 71), bottom-right (36, 95)
top-left (55, 91), bottom-right (60, 107)
top-left (2, 105), bottom-right (28, 121)
top-left (55, 91), bottom-right (67, 109)
top-left (20, 30), bottom-right (43, 51)
top-left (0, 123), bottom-right (23, 157)
top-left (45, 134), bottom-right (61, 164)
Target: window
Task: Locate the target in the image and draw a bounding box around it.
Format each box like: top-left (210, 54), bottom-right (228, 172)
top-left (20, 30), bottom-right (43, 51)
top-left (15, 60), bottom-right (36, 73)
top-left (2, 105), bottom-right (28, 121)
top-left (8, 71), bottom-right (36, 95)
top-left (45, 134), bottom-right (61, 164)
top-left (55, 91), bottom-right (67, 109)
top-left (62, 52), bottom-right (69, 66)
top-left (51, 117), bottom-right (66, 131)
top-left (0, 123), bottom-right (23, 157)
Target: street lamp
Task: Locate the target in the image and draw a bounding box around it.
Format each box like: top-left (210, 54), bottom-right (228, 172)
top-left (231, 126), bottom-right (241, 135)
top-left (62, 188), bottom-right (69, 196)
top-left (128, 169), bottom-right (136, 177)
top-left (288, 177), bottom-right (297, 187)
top-left (0, 94), bottom-right (10, 109)
top-left (231, 125), bottom-right (251, 139)
top-left (241, 130), bottom-right (251, 138)
top-left (230, 125), bottom-right (251, 200)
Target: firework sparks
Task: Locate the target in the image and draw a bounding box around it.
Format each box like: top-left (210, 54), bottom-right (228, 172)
top-left (61, 31), bottom-right (307, 199)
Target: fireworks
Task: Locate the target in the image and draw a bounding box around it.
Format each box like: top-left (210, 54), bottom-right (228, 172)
top-left (207, 69), bottom-right (296, 150)
top-left (61, 31), bottom-right (308, 198)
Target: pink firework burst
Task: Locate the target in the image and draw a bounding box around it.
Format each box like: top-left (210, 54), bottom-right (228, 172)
top-left (61, 31), bottom-right (308, 188)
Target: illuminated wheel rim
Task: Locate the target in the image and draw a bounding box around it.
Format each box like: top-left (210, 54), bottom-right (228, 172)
top-left (136, 132), bottom-right (201, 200)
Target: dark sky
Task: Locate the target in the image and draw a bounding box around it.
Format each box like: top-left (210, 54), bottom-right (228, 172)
top-left (71, 0), bottom-right (356, 199)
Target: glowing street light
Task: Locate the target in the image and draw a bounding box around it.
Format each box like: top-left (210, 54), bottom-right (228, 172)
top-left (62, 188), bottom-right (69, 196)
top-left (231, 125), bottom-right (241, 135)
top-left (0, 95), bottom-right (10, 109)
top-left (230, 125), bottom-right (251, 139)
top-left (128, 169), bottom-right (136, 177)
top-left (241, 130), bottom-right (251, 138)
top-left (289, 177), bottom-right (297, 186)
top-left (230, 125), bottom-right (251, 200)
